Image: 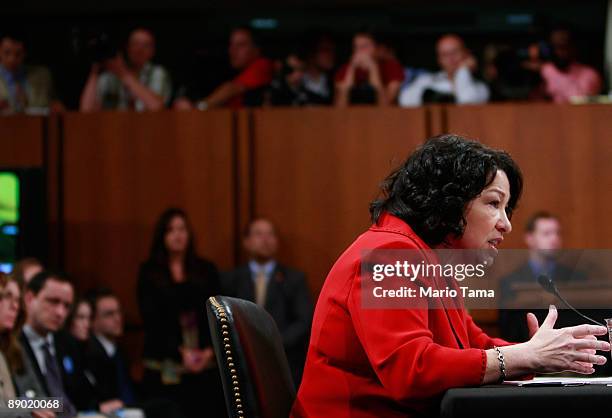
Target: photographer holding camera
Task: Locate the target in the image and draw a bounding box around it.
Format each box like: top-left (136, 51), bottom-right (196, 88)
top-left (80, 28), bottom-right (171, 112)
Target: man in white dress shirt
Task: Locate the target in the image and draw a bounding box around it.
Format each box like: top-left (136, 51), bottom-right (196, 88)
top-left (399, 34), bottom-right (489, 106)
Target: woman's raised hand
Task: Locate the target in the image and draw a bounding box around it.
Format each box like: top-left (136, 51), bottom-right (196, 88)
top-left (524, 305), bottom-right (610, 374)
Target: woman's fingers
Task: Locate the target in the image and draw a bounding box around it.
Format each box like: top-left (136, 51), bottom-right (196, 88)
top-left (541, 305), bottom-right (558, 329)
top-left (569, 362), bottom-right (595, 374)
top-left (572, 338), bottom-right (611, 351)
top-left (530, 317), bottom-right (610, 374)
top-left (571, 351), bottom-right (607, 365)
top-left (577, 336), bottom-right (598, 355)
top-left (569, 324), bottom-right (608, 338)
top-left (526, 312), bottom-right (539, 338)
top-left (575, 361), bottom-right (595, 369)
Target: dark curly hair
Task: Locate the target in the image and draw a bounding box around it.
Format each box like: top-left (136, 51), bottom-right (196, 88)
top-left (370, 134), bottom-right (523, 247)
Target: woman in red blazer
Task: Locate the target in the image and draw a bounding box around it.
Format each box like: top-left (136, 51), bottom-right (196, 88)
top-left (292, 135), bottom-right (610, 417)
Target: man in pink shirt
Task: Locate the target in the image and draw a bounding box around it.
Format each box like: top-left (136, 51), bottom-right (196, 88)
top-left (539, 27), bottom-right (602, 103)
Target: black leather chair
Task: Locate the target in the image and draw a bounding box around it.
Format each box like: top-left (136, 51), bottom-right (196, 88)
top-left (207, 296), bottom-right (296, 418)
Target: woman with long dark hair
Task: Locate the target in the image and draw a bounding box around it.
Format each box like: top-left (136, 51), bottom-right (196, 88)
top-left (66, 298), bottom-right (93, 343)
top-left (138, 208), bottom-right (223, 418)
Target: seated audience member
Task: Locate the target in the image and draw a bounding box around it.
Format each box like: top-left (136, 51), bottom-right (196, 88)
top-left (65, 298), bottom-right (129, 414)
top-left (303, 34), bottom-right (336, 102)
top-left (0, 273), bottom-right (20, 408)
top-left (80, 28), bottom-right (171, 112)
top-left (399, 34), bottom-right (489, 106)
top-left (482, 43), bottom-right (545, 101)
top-left (18, 271), bottom-right (85, 417)
top-left (1, 273), bottom-right (57, 418)
top-left (268, 33), bottom-right (336, 106)
top-left (138, 208), bottom-right (224, 418)
top-left (177, 27), bottom-right (273, 110)
top-left (268, 53), bottom-right (328, 106)
top-left (335, 30), bottom-right (404, 106)
top-left (499, 212), bottom-right (591, 343)
top-left (85, 289), bottom-right (132, 411)
top-left (63, 297), bottom-right (98, 405)
top-left (12, 257), bottom-right (44, 285)
top-left (66, 299), bottom-right (92, 344)
top-left (86, 288), bottom-right (182, 418)
top-left (525, 26), bottom-right (602, 103)
top-left (222, 218), bottom-right (313, 385)
top-left (0, 33), bottom-right (63, 115)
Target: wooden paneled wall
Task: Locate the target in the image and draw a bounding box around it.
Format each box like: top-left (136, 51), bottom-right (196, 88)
top-left (0, 116), bottom-right (45, 167)
top-left (2, 105), bottom-right (612, 329)
top-left (61, 110), bottom-right (236, 324)
top-left (249, 107), bottom-right (428, 293)
top-left (445, 104), bottom-right (612, 250)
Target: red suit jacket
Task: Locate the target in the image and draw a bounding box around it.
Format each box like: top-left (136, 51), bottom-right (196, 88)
top-left (292, 213), bottom-right (510, 417)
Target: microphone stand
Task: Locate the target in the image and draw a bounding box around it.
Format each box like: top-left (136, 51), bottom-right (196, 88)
top-left (537, 274), bottom-right (605, 327)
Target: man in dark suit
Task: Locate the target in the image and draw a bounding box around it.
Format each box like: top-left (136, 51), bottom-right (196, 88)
top-left (86, 288), bottom-right (183, 418)
top-left (499, 212), bottom-right (588, 342)
top-left (222, 218), bottom-right (313, 386)
top-left (85, 288), bottom-right (134, 411)
top-left (18, 271), bottom-right (84, 417)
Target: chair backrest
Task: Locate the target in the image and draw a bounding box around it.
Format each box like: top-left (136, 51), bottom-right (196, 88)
top-left (207, 296), bottom-right (296, 418)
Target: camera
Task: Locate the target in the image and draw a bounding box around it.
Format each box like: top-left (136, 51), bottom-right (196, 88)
top-left (71, 28), bottom-right (119, 64)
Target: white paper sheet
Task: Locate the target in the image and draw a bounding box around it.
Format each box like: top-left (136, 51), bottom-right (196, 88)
top-left (503, 376), bottom-right (612, 386)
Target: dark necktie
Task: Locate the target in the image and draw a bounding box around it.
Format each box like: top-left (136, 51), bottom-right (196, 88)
top-left (41, 342), bottom-right (77, 418)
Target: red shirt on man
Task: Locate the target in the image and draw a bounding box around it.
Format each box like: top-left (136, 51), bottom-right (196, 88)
top-left (228, 57), bottom-right (274, 108)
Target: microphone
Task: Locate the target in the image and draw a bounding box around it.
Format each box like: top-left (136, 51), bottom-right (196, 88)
top-left (537, 274), bottom-right (604, 326)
